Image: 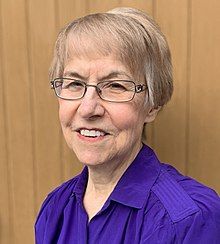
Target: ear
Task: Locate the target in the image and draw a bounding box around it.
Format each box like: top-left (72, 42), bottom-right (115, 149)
top-left (144, 106), bottom-right (161, 123)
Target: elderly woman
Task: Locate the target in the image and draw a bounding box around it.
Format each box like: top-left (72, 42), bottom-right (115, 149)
top-left (35, 7), bottom-right (220, 244)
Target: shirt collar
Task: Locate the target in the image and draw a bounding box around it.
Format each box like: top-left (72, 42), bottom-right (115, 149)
top-left (109, 144), bottom-right (161, 209)
top-left (72, 166), bottom-right (88, 200)
top-left (72, 144), bottom-right (161, 209)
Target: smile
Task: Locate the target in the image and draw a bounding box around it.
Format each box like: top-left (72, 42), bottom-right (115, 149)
top-left (80, 129), bottom-right (105, 137)
top-left (76, 128), bottom-right (109, 142)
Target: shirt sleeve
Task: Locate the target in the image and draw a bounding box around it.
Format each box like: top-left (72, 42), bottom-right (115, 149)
top-left (139, 190), bottom-right (220, 243)
top-left (140, 206), bottom-right (220, 244)
top-left (176, 175), bottom-right (220, 243)
top-left (174, 197), bottom-right (220, 243)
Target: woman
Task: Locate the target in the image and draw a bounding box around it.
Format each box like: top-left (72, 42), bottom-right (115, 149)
top-left (35, 7), bottom-right (220, 243)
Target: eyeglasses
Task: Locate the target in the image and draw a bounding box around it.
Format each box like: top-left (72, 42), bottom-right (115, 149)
top-left (50, 78), bottom-right (147, 102)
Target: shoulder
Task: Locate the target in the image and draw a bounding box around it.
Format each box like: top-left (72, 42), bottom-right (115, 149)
top-left (159, 163), bottom-right (220, 218)
top-left (41, 174), bottom-right (79, 207)
top-left (35, 174), bottom-right (80, 228)
top-left (142, 163), bottom-right (220, 242)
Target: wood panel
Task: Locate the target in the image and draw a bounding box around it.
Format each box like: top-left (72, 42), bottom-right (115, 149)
top-left (0, 2), bottom-right (10, 241)
top-left (153, 0), bottom-right (188, 173)
top-left (26, 0), bottom-right (63, 211)
top-left (0, 0), bottom-right (35, 242)
top-left (189, 0), bottom-right (220, 192)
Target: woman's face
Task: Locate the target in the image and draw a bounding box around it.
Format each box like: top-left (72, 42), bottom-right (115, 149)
top-left (58, 52), bottom-right (156, 167)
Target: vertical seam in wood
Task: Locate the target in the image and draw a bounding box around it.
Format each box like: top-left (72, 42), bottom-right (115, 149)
top-left (0, 0), bottom-right (14, 242)
top-left (24, 0), bottom-right (37, 216)
top-left (186, 0), bottom-right (192, 175)
top-left (151, 0), bottom-right (156, 148)
top-left (55, 0), bottom-right (64, 182)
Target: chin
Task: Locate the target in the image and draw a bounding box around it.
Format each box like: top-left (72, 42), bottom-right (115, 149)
top-left (74, 150), bottom-right (105, 166)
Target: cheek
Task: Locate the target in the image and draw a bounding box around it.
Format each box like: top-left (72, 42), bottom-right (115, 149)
top-left (58, 101), bottom-right (76, 127)
top-left (111, 105), bottom-right (142, 132)
top-left (115, 103), bottom-right (147, 137)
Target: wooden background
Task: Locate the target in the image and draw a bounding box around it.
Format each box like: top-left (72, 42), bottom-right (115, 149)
top-left (0, 0), bottom-right (219, 243)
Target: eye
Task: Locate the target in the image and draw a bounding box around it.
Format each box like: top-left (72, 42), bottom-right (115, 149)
top-left (62, 80), bottom-right (84, 90)
top-left (104, 81), bottom-right (129, 92)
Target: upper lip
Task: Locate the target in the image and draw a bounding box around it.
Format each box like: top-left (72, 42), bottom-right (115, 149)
top-left (75, 127), bottom-right (110, 135)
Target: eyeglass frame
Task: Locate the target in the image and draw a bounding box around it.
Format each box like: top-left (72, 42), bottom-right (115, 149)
top-left (50, 77), bottom-right (148, 103)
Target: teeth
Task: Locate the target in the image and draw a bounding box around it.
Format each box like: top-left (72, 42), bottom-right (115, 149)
top-left (80, 129), bottom-right (105, 137)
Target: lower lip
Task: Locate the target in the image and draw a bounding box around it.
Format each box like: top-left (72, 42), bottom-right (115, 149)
top-left (77, 132), bottom-right (107, 142)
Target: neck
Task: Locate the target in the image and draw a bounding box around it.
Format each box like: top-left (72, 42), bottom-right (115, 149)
top-left (86, 162), bottom-right (127, 196)
top-left (86, 142), bottom-right (143, 196)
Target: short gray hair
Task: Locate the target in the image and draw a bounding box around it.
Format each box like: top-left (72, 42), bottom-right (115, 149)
top-left (49, 7), bottom-right (173, 108)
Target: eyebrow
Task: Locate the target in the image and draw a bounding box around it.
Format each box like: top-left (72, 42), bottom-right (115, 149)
top-left (63, 71), bottom-right (85, 80)
top-left (63, 70), bottom-right (132, 81)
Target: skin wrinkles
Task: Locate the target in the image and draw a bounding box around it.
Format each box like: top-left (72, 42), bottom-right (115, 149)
top-left (63, 70), bottom-right (133, 82)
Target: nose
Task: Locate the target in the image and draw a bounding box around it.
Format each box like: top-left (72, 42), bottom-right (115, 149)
top-left (77, 85), bottom-right (105, 119)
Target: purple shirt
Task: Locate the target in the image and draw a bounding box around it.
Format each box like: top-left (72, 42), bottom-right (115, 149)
top-left (35, 145), bottom-right (220, 243)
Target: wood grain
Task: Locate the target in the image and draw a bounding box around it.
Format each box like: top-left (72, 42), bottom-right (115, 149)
top-left (152, 0), bottom-right (188, 173)
top-left (27, 0), bottom-right (64, 212)
top-left (1, 0), bottom-right (35, 242)
top-left (188, 0), bottom-right (220, 192)
top-left (0, 2), bottom-right (10, 242)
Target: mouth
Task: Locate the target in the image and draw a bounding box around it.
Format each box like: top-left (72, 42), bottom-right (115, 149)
top-left (76, 128), bottom-right (109, 139)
